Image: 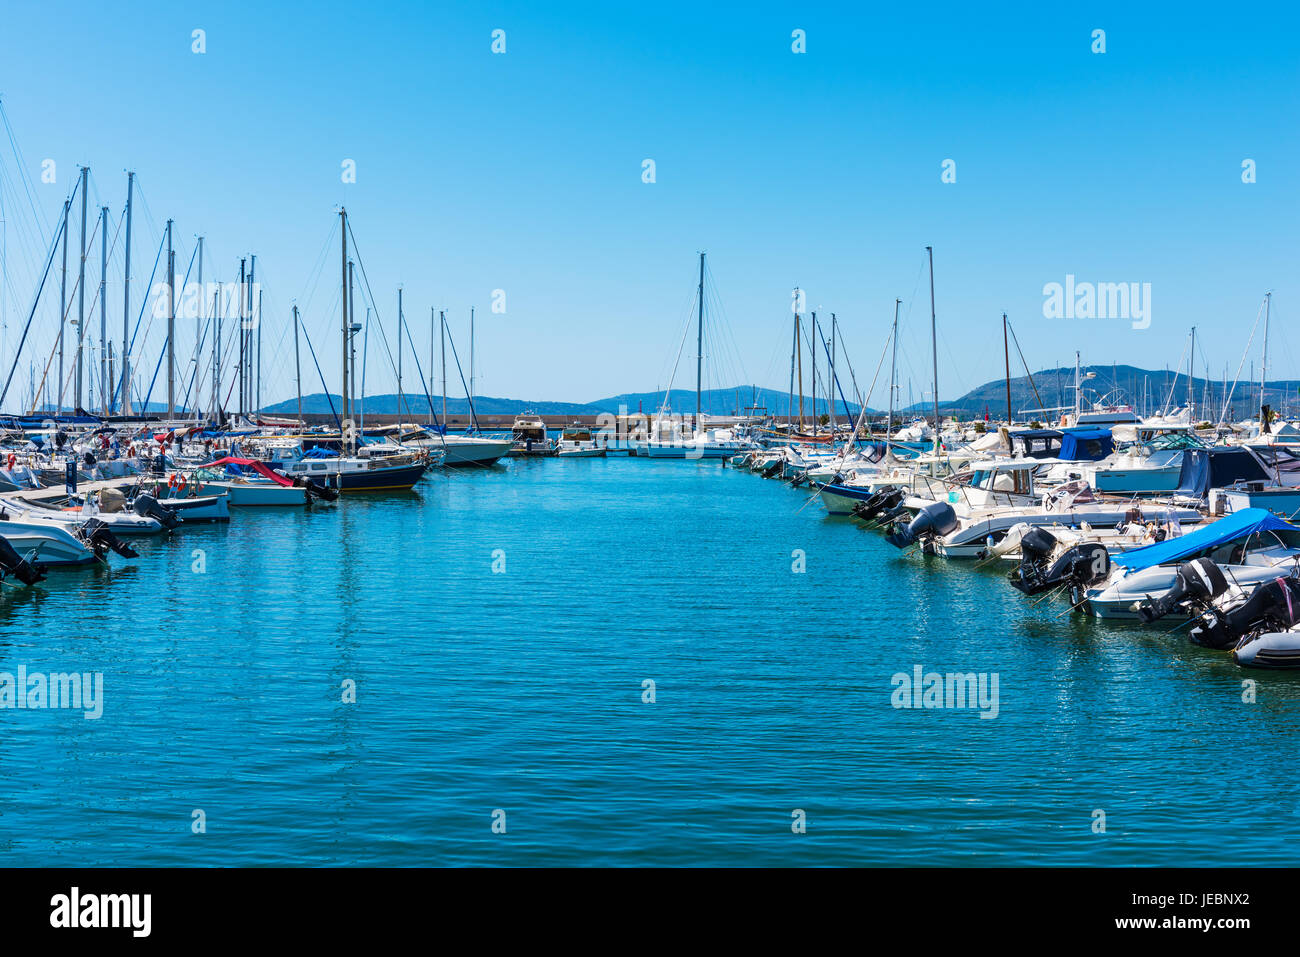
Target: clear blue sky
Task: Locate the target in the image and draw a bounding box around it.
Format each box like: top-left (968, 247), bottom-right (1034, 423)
top-left (0, 1), bottom-right (1296, 411)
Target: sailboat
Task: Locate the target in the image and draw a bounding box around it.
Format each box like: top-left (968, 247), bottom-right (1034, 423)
top-left (400, 308), bottom-right (512, 467)
top-left (279, 209), bottom-right (432, 492)
top-left (641, 252), bottom-right (748, 459)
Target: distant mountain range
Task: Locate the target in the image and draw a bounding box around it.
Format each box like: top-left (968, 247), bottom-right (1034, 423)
top-left (262, 386), bottom-right (861, 418)
top-left (94, 365), bottom-right (1293, 423)
top-left (921, 364), bottom-right (1299, 422)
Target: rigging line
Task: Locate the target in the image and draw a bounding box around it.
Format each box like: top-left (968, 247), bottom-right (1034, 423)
top-left (298, 319), bottom-right (341, 431)
top-left (0, 183), bottom-right (73, 409)
top-left (109, 228), bottom-right (166, 408)
top-left (32, 205), bottom-right (105, 413)
top-left (344, 220), bottom-right (405, 391)
top-left (1005, 319), bottom-right (1047, 416)
top-left (442, 321), bottom-right (478, 432)
top-left (1217, 296), bottom-right (1267, 428)
top-left (0, 98), bottom-right (50, 240)
top-left (397, 310), bottom-right (447, 447)
top-left (1160, 331), bottom-right (1191, 418)
top-left (122, 240), bottom-right (197, 415)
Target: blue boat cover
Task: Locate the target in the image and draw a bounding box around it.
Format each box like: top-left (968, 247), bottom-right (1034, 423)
top-left (1112, 507), bottom-right (1300, 570)
top-left (1175, 447), bottom-right (1271, 497)
top-left (1059, 429), bottom-right (1113, 461)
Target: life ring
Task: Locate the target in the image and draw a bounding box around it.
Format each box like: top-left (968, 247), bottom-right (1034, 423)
top-left (6, 453), bottom-right (14, 470)
top-left (177, 474), bottom-right (188, 493)
top-left (168, 474), bottom-right (178, 490)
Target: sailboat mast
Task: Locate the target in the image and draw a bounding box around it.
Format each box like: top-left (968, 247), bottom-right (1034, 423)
top-left (211, 288), bottom-right (219, 424)
top-left (1261, 291), bottom-right (1271, 428)
top-left (397, 286), bottom-right (404, 424)
top-left (470, 306), bottom-right (475, 420)
top-left (830, 313), bottom-right (837, 433)
top-left (810, 311), bottom-right (817, 437)
top-left (926, 245), bottom-right (939, 458)
top-left (788, 297), bottom-right (796, 432)
top-left (121, 171), bottom-right (133, 416)
top-left (696, 251), bottom-right (704, 434)
top-left (888, 298), bottom-right (900, 452)
top-left (1188, 325), bottom-right (1195, 420)
top-left (58, 198), bottom-right (68, 414)
top-left (1003, 313), bottom-right (1011, 424)
top-left (195, 236), bottom-right (203, 422)
top-left (340, 208), bottom-right (350, 448)
top-left (76, 165), bottom-right (87, 411)
top-left (440, 309), bottom-right (446, 426)
top-left (99, 205), bottom-right (108, 415)
top-left (165, 218), bottom-right (174, 420)
top-left (293, 304), bottom-right (301, 423)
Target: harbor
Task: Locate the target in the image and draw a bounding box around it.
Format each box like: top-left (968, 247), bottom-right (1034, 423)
top-left (1, 3), bottom-right (1298, 917)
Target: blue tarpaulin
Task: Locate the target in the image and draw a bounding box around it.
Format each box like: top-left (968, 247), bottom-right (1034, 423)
top-left (1059, 429), bottom-right (1113, 461)
top-left (1175, 447), bottom-right (1271, 498)
top-left (1112, 507), bottom-right (1300, 571)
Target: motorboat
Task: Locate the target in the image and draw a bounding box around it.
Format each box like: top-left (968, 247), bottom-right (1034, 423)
top-left (509, 413), bottom-right (555, 456)
top-left (1076, 508), bottom-right (1300, 619)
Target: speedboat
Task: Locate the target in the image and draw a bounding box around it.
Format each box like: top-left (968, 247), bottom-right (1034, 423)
top-left (1077, 509), bottom-right (1300, 619)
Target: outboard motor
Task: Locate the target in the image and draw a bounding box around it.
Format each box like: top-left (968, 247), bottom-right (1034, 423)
top-left (294, 476), bottom-right (340, 503)
top-left (0, 535), bottom-right (47, 586)
top-left (853, 488), bottom-right (903, 523)
top-left (1008, 538), bottom-right (1110, 597)
top-left (1191, 575), bottom-right (1300, 650)
top-left (1137, 558), bottom-right (1229, 624)
top-left (82, 518), bottom-right (140, 559)
top-left (885, 501), bottom-right (958, 549)
top-left (132, 493), bottom-right (181, 531)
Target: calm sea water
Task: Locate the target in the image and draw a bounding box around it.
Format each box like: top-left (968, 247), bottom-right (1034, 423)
top-left (3, 456), bottom-right (1300, 866)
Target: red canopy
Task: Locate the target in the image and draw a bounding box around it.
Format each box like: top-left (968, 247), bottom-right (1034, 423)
top-left (199, 456), bottom-right (295, 487)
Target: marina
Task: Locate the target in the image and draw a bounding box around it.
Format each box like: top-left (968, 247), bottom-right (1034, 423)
top-left (1, 4), bottom-right (1298, 921)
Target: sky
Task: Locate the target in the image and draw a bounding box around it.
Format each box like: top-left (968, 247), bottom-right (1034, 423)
top-left (0, 1), bottom-right (1296, 413)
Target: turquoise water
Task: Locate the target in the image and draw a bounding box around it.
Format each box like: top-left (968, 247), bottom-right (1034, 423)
top-left (3, 456), bottom-right (1300, 866)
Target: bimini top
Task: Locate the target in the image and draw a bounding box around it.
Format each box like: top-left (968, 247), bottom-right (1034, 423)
top-left (1058, 428), bottom-right (1113, 462)
top-left (1112, 507), bottom-right (1300, 571)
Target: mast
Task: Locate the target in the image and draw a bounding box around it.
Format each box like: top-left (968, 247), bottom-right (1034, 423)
top-left (1002, 312), bottom-right (1011, 424)
top-left (1074, 352), bottom-right (1081, 420)
top-left (696, 251), bottom-right (704, 434)
top-left (257, 289), bottom-right (263, 415)
top-left (340, 208), bottom-right (350, 448)
top-left (429, 307), bottom-right (434, 420)
top-left (787, 299), bottom-right (796, 432)
top-left (211, 288), bottom-right (220, 425)
top-left (1187, 325), bottom-right (1195, 421)
top-left (347, 259), bottom-right (355, 425)
top-left (397, 285), bottom-right (404, 424)
top-left (165, 218), bottom-right (174, 420)
top-left (293, 304), bottom-right (302, 424)
top-left (58, 198), bottom-right (68, 414)
top-left (926, 245), bottom-right (939, 459)
top-left (440, 309), bottom-right (446, 426)
top-left (795, 296), bottom-right (803, 430)
top-left (1261, 292), bottom-right (1271, 430)
top-left (887, 298), bottom-right (900, 453)
top-left (76, 165), bottom-right (87, 412)
top-left (247, 254), bottom-right (256, 418)
top-left (195, 236), bottom-right (203, 421)
top-left (237, 257), bottom-right (246, 415)
top-left (810, 311), bottom-right (817, 437)
top-left (469, 306), bottom-right (475, 428)
top-left (99, 205), bottom-right (107, 415)
top-left (121, 172), bottom-right (133, 416)
top-left (830, 313), bottom-right (837, 433)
